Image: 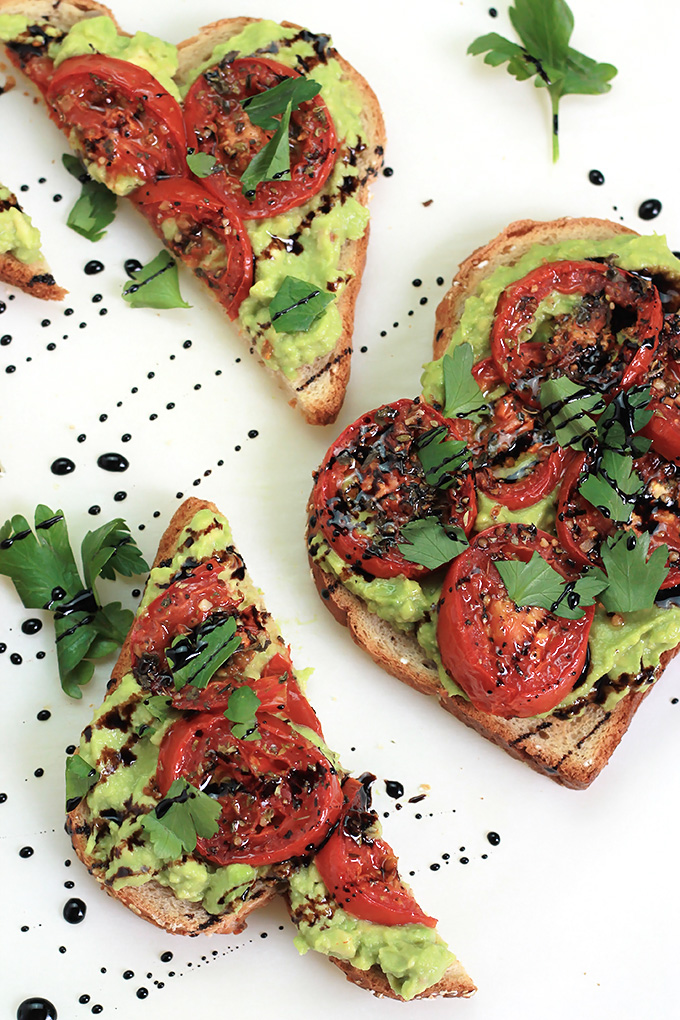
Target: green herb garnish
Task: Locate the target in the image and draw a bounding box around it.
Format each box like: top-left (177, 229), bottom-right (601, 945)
top-left (596, 532), bottom-right (669, 613)
top-left (442, 343), bottom-right (488, 420)
top-left (62, 153), bottom-right (117, 242)
top-left (140, 778), bottom-right (221, 861)
top-left (241, 76), bottom-right (321, 130)
top-left (167, 615), bottom-right (241, 691)
top-left (397, 518), bottom-right (468, 570)
top-left (539, 375), bottom-right (605, 450)
top-left (416, 426), bottom-right (469, 488)
top-left (269, 276), bottom-right (334, 333)
top-left (468, 0), bottom-right (617, 161)
top-left (597, 387), bottom-right (653, 456)
top-left (122, 250), bottom-right (191, 310)
top-left (224, 685), bottom-right (261, 740)
top-left (186, 151), bottom-right (218, 177)
top-left (0, 507), bottom-right (148, 698)
top-left (495, 552), bottom-right (606, 620)
top-left (578, 450), bottom-right (644, 524)
top-left (65, 753), bottom-right (100, 811)
top-left (241, 102), bottom-right (292, 197)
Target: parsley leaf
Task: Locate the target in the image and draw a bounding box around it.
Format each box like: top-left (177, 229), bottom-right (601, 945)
top-left (62, 154), bottom-right (117, 242)
top-left (397, 518), bottom-right (468, 570)
top-left (241, 102), bottom-right (292, 197)
top-left (416, 426), bottom-right (469, 488)
top-left (65, 753), bottom-right (99, 811)
top-left (0, 506), bottom-right (148, 698)
top-left (598, 532), bottom-right (669, 613)
top-left (442, 343), bottom-right (488, 420)
top-left (224, 685), bottom-right (261, 740)
top-left (596, 387), bottom-right (653, 456)
top-left (140, 778), bottom-right (221, 861)
top-left (122, 250), bottom-right (191, 310)
top-left (495, 552), bottom-right (606, 619)
top-left (269, 276), bottom-right (334, 333)
top-left (167, 615), bottom-right (241, 691)
top-left (578, 450), bottom-right (644, 524)
top-left (468, 0), bottom-right (617, 161)
top-left (539, 375), bottom-right (605, 450)
top-left (186, 151), bottom-right (218, 177)
top-left (241, 76), bottom-right (322, 131)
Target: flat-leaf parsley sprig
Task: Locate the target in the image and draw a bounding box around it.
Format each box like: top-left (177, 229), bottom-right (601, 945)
top-left (468, 0), bottom-right (617, 161)
top-left (0, 506), bottom-right (149, 698)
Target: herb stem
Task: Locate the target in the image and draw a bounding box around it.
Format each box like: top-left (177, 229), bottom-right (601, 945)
top-left (551, 93), bottom-right (560, 163)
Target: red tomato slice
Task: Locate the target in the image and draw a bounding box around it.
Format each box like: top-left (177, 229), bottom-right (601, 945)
top-left (4, 36), bottom-right (54, 94)
top-left (183, 56), bottom-right (337, 219)
top-left (156, 712), bottom-right (343, 866)
top-left (640, 316), bottom-right (680, 465)
top-left (491, 261), bottom-right (662, 408)
top-left (437, 523), bottom-right (594, 718)
top-left (134, 178), bottom-right (253, 319)
top-left (556, 451), bottom-right (680, 588)
top-left (312, 399), bottom-right (477, 579)
top-left (314, 777), bottom-right (437, 928)
top-left (46, 55), bottom-right (188, 189)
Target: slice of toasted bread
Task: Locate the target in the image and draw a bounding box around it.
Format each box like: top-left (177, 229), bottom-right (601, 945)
top-left (0, 1), bottom-right (385, 423)
top-left (306, 217), bottom-right (680, 790)
top-left (0, 185), bottom-right (66, 300)
top-left (66, 497), bottom-right (474, 998)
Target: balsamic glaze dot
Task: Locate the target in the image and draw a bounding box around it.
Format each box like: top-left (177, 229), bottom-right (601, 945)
top-left (50, 457), bottom-right (75, 476)
top-left (149, 413), bottom-right (158, 421)
top-left (0, 643), bottom-right (6, 653)
top-left (46, 344), bottom-right (56, 352)
top-left (79, 995), bottom-right (90, 1005)
top-left (217, 460), bottom-right (224, 466)
top-left (382, 166), bottom-right (394, 177)
top-left (459, 857), bottom-right (469, 864)
top-left (19, 846), bottom-right (34, 858)
top-left (22, 618), bottom-right (43, 635)
top-left (429, 863), bottom-right (440, 871)
top-left (20, 184), bottom-right (29, 192)
top-left (392, 321), bottom-right (398, 328)
top-left (234, 445), bottom-right (241, 452)
top-left (99, 308), bottom-right (108, 316)
top-left (248, 429), bottom-right (259, 439)
top-left (436, 276), bottom-right (445, 285)
top-left (97, 452), bottom-right (129, 472)
top-left (147, 371), bottom-right (155, 379)
top-left (131, 589), bottom-right (141, 598)
top-left (175, 492), bottom-right (183, 499)
top-left (53, 194), bottom-right (62, 202)
top-left (166, 402), bottom-right (175, 410)
top-left (194, 383), bottom-right (201, 390)
top-left (79, 322), bottom-right (87, 329)
top-left (588, 169), bottom-right (605, 186)
top-left (487, 831), bottom-right (501, 846)
top-left (37, 710), bottom-right (51, 721)
top-left (21, 925), bottom-right (29, 931)
top-left (84, 261), bottom-right (104, 276)
top-left (16, 997), bottom-right (57, 1019)
top-left (58, 946), bottom-right (66, 954)
top-left (489, 6), bottom-right (498, 14)
top-left (63, 898), bottom-right (87, 924)
top-left (64, 860), bottom-right (71, 867)
top-left (77, 434), bottom-right (86, 443)
top-left (183, 340), bottom-right (192, 349)
top-left (419, 296), bottom-right (428, 305)
top-left (121, 434), bottom-right (131, 443)
top-left (98, 414), bottom-right (107, 423)
top-left (10, 652), bottom-right (22, 665)
top-left (0, 793), bottom-right (7, 803)
top-left (34, 768), bottom-right (44, 778)
top-left (36, 650), bottom-right (45, 660)
top-left (91, 1006), bottom-right (103, 1015)
top-left (64, 308), bottom-right (74, 316)
top-left (672, 697), bottom-right (679, 705)
top-left (64, 881), bottom-right (74, 889)
top-left (114, 491), bottom-right (127, 502)
top-left (412, 278), bottom-right (422, 287)
top-left (100, 968), bottom-right (106, 975)
top-left (65, 745), bottom-right (76, 755)
top-left (138, 524), bottom-right (145, 531)
top-left (380, 330), bottom-right (386, 337)
top-left (41, 319), bottom-right (50, 328)
top-left (160, 951), bottom-right (173, 963)
top-left (481, 853), bottom-right (488, 859)
top-left (6, 364), bottom-right (16, 373)
top-left (38, 176), bottom-right (46, 184)
top-left (123, 971), bottom-right (134, 980)
top-left (131, 387), bottom-right (138, 394)
top-left (259, 932), bottom-right (268, 939)
top-left (88, 506), bottom-right (101, 516)
top-left (1, 334), bottom-right (11, 345)
top-left (136, 989), bottom-right (148, 1000)
top-left (360, 345), bottom-right (367, 352)
top-left (638, 198), bottom-right (662, 220)
top-left (124, 259), bottom-right (142, 278)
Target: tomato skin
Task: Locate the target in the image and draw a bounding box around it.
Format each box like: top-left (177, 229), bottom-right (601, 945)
top-left (134, 178), bottom-right (253, 319)
top-left (46, 55), bottom-right (188, 188)
top-left (556, 451), bottom-right (680, 588)
top-left (183, 56), bottom-right (337, 219)
top-left (437, 524), bottom-right (594, 718)
top-left (312, 399), bottom-right (477, 579)
top-left (491, 261), bottom-right (662, 408)
top-left (314, 778), bottom-right (437, 928)
top-left (156, 712), bottom-right (343, 867)
top-left (640, 318), bottom-right (680, 465)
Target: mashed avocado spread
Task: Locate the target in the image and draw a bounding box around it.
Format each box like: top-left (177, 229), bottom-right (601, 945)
top-left (74, 508), bottom-right (454, 998)
top-left (312, 234), bottom-right (680, 715)
top-left (0, 185), bottom-right (43, 264)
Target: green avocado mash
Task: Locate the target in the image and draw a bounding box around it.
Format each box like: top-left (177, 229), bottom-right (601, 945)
top-left (289, 863), bottom-right (456, 1000)
top-left (0, 186), bottom-right (43, 264)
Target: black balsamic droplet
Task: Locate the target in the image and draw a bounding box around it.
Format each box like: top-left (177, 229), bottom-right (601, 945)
top-left (84, 261), bottom-right (104, 276)
top-left (487, 831), bottom-right (501, 846)
top-left (88, 506), bottom-right (101, 516)
top-left (136, 988), bottom-right (148, 1000)
top-left (124, 259), bottom-right (143, 278)
top-left (160, 951), bottom-right (173, 963)
top-left (50, 458), bottom-right (75, 476)
top-left (16, 997), bottom-right (57, 1019)
top-left (384, 779), bottom-right (404, 799)
top-left (63, 898), bottom-right (86, 924)
top-left (0, 792), bottom-right (7, 803)
top-left (22, 619), bottom-right (43, 635)
top-left (382, 166), bottom-right (394, 177)
top-left (588, 169), bottom-right (605, 186)
top-left (247, 429), bottom-right (259, 439)
top-left (123, 971), bottom-right (134, 980)
top-left (97, 453), bottom-right (129, 473)
top-left (78, 995), bottom-right (90, 1005)
top-left (19, 846), bottom-right (34, 858)
top-left (114, 491), bottom-right (127, 502)
top-left (10, 652), bottom-right (22, 665)
top-left (638, 198), bottom-right (662, 220)
top-left (37, 710), bottom-right (51, 721)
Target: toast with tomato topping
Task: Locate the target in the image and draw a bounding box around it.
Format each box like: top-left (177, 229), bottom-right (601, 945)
top-left (0, 183), bottom-right (66, 300)
top-left (307, 217), bottom-right (680, 790)
top-left (65, 497), bottom-right (474, 1001)
top-left (0, 0), bottom-right (385, 423)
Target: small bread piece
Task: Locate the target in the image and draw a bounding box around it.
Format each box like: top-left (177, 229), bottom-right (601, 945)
top-left (307, 217), bottom-right (680, 790)
top-left (67, 497), bottom-right (473, 998)
top-left (0, 186), bottom-right (66, 300)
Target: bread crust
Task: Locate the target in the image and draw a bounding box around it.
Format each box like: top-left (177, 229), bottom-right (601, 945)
top-left (0, 2), bottom-right (385, 423)
top-left (307, 217), bottom-right (680, 789)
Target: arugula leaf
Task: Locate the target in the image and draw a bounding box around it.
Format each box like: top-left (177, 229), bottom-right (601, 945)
top-left (0, 506), bottom-right (148, 698)
top-left (225, 685), bottom-right (261, 740)
top-left (416, 426), bottom-right (469, 488)
top-left (468, 0), bottom-right (617, 161)
top-left (578, 450), bottom-right (644, 524)
top-left (539, 375), bottom-right (605, 450)
top-left (495, 552), bottom-right (606, 619)
top-left (269, 276), bottom-right (334, 333)
top-left (241, 76), bottom-right (322, 130)
top-left (442, 343), bottom-right (488, 420)
top-left (186, 151), bottom-right (218, 177)
top-left (168, 615), bottom-right (241, 691)
top-left (598, 532), bottom-right (669, 613)
top-left (241, 102), bottom-right (293, 197)
top-left (140, 778), bottom-right (221, 861)
top-left (65, 753), bottom-right (99, 811)
top-left (397, 518), bottom-right (468, 570)
top-left (122, 250), bottom-right (191, 310)
top-left (596, 387), bottom-right (653, 456)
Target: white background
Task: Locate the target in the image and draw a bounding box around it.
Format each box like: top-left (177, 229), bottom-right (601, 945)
top-left (1, 1), bottom-right (679, 1017)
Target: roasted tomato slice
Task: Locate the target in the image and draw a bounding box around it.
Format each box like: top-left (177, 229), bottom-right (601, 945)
top-left (312, 399), bottom-right (477, 579)
top-left (156, 712), bottom-right (343, 866)
top-left (449, 357), bottom-right (568, 509)
top-left (46, 55), bottom-right (188, 193)
top-left (3, 26), bottom-right (55, 94)
top-left (314, 776), bottom-right (436, 928)
top-left (556, 451), bottom-right (680, 588)
top-left (437, 523), bottom-right (594, 718)
top-left (640, 314), bottom-right (680, 465)
top-left (491, 261), bottom-right (662, 407)
top-left (183, 56), bottom-right (337, 219)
